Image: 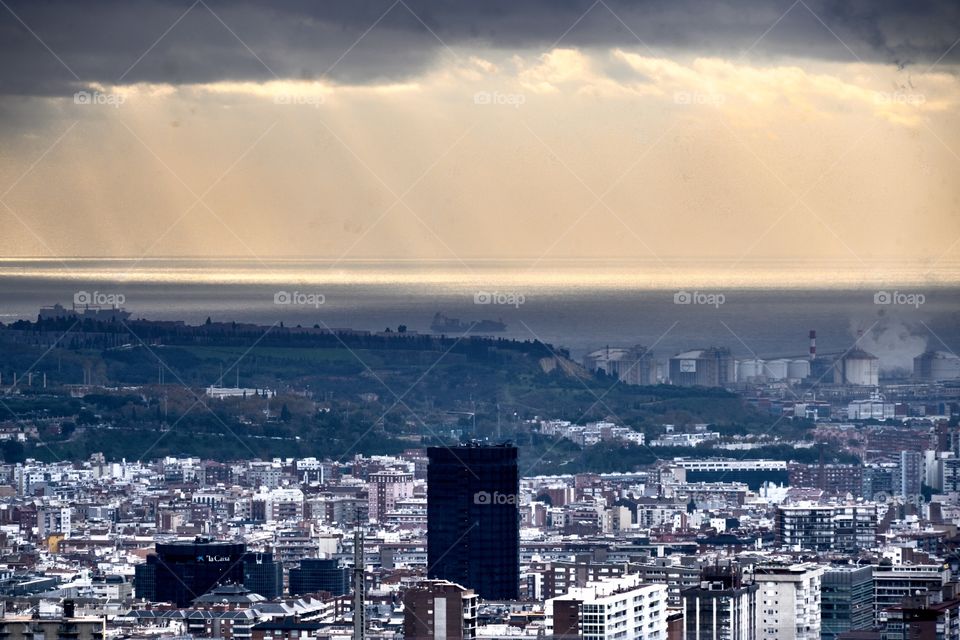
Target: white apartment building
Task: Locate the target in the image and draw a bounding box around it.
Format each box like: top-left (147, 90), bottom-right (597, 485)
top-left (251, 487), bottom-right (305, 522)
top-left (37, 505), bottom-right (71, 538)
top-left (755, 563), bottom-right (823, 640)
top-left (247, 461), bottom-right (284, 489)
top-left (546, 574), bottom-right (668, 640)
top-left (651, 432), bottom-right (720, 447)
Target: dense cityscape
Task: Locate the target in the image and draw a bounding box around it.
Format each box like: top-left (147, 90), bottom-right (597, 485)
top-left (0, 302), bottom-right (957, 639)
top-left (2, 0), bottom-right (959, 639)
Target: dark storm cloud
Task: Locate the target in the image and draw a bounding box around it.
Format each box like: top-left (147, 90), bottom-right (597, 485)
top-left (1, 0), bottom-right (957, 95)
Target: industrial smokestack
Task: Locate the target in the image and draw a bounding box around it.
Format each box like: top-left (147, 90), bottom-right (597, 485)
top-left (809, 330), bottom-right (816, 361)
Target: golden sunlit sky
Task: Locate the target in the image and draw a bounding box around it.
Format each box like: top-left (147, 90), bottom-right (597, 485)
top-left (1, 0), bottom-right (958, 278)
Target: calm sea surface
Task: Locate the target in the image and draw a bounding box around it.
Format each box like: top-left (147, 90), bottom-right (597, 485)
top-left (0, 258), bottom-right (957, 365)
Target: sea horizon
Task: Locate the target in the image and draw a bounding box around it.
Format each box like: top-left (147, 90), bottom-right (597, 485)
top-left (0, 257), bottom-right (958, 290)
top-left (2, 258), bottom-right (956, 364)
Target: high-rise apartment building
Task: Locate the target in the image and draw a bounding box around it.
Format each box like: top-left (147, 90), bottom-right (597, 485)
top-left (547, 574), bottom-right (668, 640)
top-left (755, 563), bottom-right (823, 640)
top-left (403, 580), bottom-right (478, 640)
top-left (680, 564), bottom-right (757, 640)
top-left (367, 470), bottom-right (414, 523)
top-left (775, 504), bottom-right (876, 553)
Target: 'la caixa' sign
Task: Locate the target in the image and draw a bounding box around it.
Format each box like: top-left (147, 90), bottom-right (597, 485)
top-left (196, 555), bottom-right (232, 562)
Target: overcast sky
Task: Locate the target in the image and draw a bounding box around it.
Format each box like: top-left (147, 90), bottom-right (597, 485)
top-left (0, 0), bottom-right (958, 272)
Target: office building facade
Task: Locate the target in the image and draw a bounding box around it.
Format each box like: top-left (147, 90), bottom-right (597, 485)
top-left (241, 551), bottom-right (283, 600)
top-left (288, 558), bottom-right (350, 597)
top-left (873, 563), bottom-right (949, 620)
top-left (427, 443), bottom-right (519, 600)
top-left (134, 538), bottom-right (281, 606)
top-left (821, 566), bottom-right (874, 640)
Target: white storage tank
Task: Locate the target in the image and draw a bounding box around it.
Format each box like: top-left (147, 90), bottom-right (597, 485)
top-left (764, 358), bottom-right (790, 380)
top-left (834, 349), bottom-right (880, 386)
top-left (914, 350), bottom-right (960, 381)
top-left (736, 359), bottom-right (763, 382)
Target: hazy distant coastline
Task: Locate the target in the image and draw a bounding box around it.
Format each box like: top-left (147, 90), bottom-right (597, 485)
top-left (1, 259), bottom-right (957, 363)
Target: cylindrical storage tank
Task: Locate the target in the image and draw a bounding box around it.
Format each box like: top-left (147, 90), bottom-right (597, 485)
top-left (929, 352), bottom-right (960, 380)
top-left (737, 359), bottom-right (762, 382)
top-left (843, 352), bottom-right (879, 386)
top-left (787, 359), bottom-right (810, 380)
top-left (764, 359), bottom-right (789, 380)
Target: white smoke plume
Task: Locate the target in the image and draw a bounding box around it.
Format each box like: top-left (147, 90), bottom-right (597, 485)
top-left (851, 315), bottom-right (928, 373)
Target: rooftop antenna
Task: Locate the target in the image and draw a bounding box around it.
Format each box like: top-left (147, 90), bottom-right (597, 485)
top-left (353, 510), bottom-right (366, 640)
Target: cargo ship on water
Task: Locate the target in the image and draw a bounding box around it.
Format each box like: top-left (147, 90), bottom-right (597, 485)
top-left (430, 312), bottom-right (506, 334)
top-left (38, 303), bottom-right (131, 322)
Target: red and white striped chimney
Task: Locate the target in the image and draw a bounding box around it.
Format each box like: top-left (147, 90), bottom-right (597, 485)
top-left (809, 330), bottom-right (816, 361)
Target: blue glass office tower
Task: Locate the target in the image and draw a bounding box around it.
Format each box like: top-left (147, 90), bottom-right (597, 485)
top-left (427, 443), bottom-right (519, 600)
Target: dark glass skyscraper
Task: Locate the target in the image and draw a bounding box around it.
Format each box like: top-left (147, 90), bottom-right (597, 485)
top-left (427, 443), bottom-right (519, 600)
top-left (242, 551), bottom-right (283, 600)
top-left (134, 538), bottom-right (282, 606)
top-left (289, 558), bottom-right (350, 596)
top-left (135, 538), bottom-right (245, 606)
top-left (821, 566), bottom-right (874, 640)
